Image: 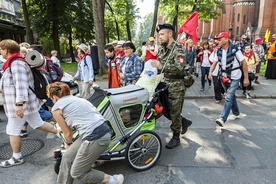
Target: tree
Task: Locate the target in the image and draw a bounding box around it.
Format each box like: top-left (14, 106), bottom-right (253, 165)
top-left (150, 0), bottom-right (160, 37)
top-left (92, 0), bottom-right (106, 75)
top-left (159, 0), bottom-right (224, 33)
top-left (21, 0), bottom-right (34, 44)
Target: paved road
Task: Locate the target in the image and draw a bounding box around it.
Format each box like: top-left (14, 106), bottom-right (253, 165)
top-left (1, 97), bottom-right (276, 184)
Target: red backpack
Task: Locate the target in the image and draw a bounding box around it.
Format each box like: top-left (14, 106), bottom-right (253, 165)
top-left (44, 57), bottom-right (63, 83)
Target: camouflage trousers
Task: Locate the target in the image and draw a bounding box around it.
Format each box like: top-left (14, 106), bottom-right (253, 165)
top-left (163, 79), bottom-right (186, 133)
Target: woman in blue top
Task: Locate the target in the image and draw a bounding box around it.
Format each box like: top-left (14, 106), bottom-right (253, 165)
top-left (119, 42), bottom-right (144, 86)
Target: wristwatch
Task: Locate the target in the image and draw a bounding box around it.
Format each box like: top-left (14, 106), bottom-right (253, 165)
top-left (65, 142), bottom-right (73, 145)
top-left (15, 103), bottom-right (23, 106)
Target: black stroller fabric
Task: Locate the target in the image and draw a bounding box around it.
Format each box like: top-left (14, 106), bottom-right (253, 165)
top-left (87, 88), bottom-right (107, 108)
top-left (155, 82), bottom-right (169, 116)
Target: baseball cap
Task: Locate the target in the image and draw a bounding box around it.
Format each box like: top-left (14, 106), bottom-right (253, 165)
top-left (255, 38), bottom-right (262, 44)
top-left (149, 37), bottom-right (155, 42)
top-left (214, 32), bottom-right (230, 39)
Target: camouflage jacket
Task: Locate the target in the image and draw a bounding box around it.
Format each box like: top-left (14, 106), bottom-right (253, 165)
top-left (158, 41), bottom-right (187, 77)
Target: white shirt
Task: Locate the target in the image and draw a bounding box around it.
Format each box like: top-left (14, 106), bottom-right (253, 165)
top-left (201, 50), bottom-right (211, 67)
top-left (212, 49), bottom-right (244, 80)
top-left (141, 45), bottom-right (147, 57)
top-left (51, 56), bottom-right (60, 67)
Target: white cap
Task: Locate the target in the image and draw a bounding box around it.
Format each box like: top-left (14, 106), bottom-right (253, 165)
top-left (77, 43), bottom-right (88, 53)
top-left (117, 40), bottom-right (125, 46)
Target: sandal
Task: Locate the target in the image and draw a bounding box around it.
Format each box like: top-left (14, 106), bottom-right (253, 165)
top-left (0, 157), bottom-right (24, 168)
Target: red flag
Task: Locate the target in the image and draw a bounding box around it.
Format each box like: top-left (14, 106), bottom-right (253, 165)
top-left (178, 11), bottom-right (198, 44)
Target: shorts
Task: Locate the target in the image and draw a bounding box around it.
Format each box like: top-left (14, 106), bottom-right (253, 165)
top-left (6, 112), bottom-right (44, 136)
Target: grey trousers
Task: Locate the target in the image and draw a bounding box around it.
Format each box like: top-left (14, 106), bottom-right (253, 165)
top-left (81, 82), bottom-right (92, 99)
top-left (57, 132), bottom-right (111, 184)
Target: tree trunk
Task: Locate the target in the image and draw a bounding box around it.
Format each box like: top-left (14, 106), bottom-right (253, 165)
top-left (172, 3), bottom-right (179, 40)
top-left (150, 0), bottom-right (160, 37)
top-left (21, 0), bottom-right (34, 44)
top-left (51, 1), bottom-right (61, 59)
top-left (92, 0), bottom-right (106, 75)
top-left (68, 28), bottom-right (76, 62)
top-left (126, 20), bottom-right (132, 41)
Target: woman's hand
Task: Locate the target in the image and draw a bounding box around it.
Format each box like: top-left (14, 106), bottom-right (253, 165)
top-left (15, 106), bottom-right (24, 118)
top-left (119, 73), bottom-right (124, 79)
top-left (88, 81), bottom-right (93, 86)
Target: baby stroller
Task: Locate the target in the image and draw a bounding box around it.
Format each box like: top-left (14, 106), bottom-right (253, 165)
top-left (54, 83), bottom-right (168, 174)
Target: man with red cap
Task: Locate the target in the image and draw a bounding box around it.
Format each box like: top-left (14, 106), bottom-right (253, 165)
top-left (208, 32), bottom-right (249, 127)
top-left (252, 38), bottom-right (265, 84)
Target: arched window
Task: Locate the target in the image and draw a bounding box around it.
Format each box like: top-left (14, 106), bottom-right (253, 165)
top-left (237, 14), bottom-right (240, 22)
top-left (236, 26), bottom-right (239, 35)
top-left (243, 15), bottom-right (246, 24)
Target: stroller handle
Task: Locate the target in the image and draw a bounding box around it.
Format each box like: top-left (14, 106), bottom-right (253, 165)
top-left (153, 83), bottom-right (169, 97)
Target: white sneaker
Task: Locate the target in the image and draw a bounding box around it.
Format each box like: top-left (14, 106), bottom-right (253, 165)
top-left (215, 118), bottom-right (224, 127)
top-left (228, 114), bottom-right (240, 121)
top-left (113, 174), bottom-right (124, 184)
top-left (246, 93), bottom-right (251, 99)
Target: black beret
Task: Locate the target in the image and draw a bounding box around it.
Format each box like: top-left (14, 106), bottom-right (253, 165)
top-left (156, 24), bottom-right (175, 33)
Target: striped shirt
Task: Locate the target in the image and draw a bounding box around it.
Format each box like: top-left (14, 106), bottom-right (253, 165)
top-left (0, 60), bottom-right (41, 118)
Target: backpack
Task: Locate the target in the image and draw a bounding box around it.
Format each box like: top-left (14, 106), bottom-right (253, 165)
top-left (44, 57), bottom-right (63, 83)
top-left (10, 56), bottom-right (49, 100)
top-left (29, 67), bottom-right (50, 99)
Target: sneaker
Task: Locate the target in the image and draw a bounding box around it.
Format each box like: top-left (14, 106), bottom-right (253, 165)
top-left (228, 114), bottom-right (240, 120)
top-left (242, 91), bottom-right (246, 96)
top-left (246, 93), bottom-right (251, 99)
top-left (20, 131), bottom-right (28, 138)
top-left (254, 80), bottom-right (260, 84)
top-left (0, 157), bottom-right (24, 168)
top-left (113, 174), bottom-right (124, 184)
top-left (215, 100), bottom-right (221, 103)
top-left (200, 88), bottom-right (204, 91)
top-left (215, 118), bottom-right (224, 127)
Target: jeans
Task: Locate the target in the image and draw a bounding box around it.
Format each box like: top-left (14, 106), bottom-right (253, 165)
top-left (201, 66), bottom-right (211, 89)
top-left (220, 79), bottom-right (240, 122)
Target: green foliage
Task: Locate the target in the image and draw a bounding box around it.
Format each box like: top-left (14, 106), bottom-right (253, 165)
top-left (159, 0), bottom-right (224, 25)
top-left (39, 37), bottom-right (54, 56)
top-left (133, 12), bottom-right (154, 51)
top-left (60, 62), bottom-right (78, 74)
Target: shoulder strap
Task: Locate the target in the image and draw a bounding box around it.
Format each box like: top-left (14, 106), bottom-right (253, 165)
top-left (83, 56), bottom-right (88, 66)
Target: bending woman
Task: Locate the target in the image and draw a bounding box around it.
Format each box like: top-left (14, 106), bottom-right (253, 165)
top-left (48, 82), bottom-right (124, 184)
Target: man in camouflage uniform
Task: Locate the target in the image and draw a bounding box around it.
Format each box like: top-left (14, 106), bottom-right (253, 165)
top-left (152, 24), bottom-right (192, 149)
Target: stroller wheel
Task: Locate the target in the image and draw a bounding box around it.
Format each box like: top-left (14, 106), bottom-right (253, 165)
top-left (126, 130), bottom-right (162, 171)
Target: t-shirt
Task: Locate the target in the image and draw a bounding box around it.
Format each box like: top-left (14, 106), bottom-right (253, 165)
top-left (201, 50), bottom-right (211, 67)
top-left (212, 49), bottom-right (244, 80)
top-left (52, 95), bottom-right (105, 139)
top-left (51, 56), bottom-right (60, 67)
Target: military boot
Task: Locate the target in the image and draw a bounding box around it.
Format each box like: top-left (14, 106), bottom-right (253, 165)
top-left (181, 117), bottom-right (192, 134)
top-left (166, 133), bottom-right (180, 149)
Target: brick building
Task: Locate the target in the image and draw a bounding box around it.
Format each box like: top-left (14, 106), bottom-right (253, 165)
top-left (198, 0), bottom-right (276, 42)
top-left (0, 0), bottom-right (25, 42)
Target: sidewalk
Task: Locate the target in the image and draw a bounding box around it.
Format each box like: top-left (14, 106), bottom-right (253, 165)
top-left (185, 75), bottom-right (276, 99)
top-left (95, 76), bottom-right (276, 99)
